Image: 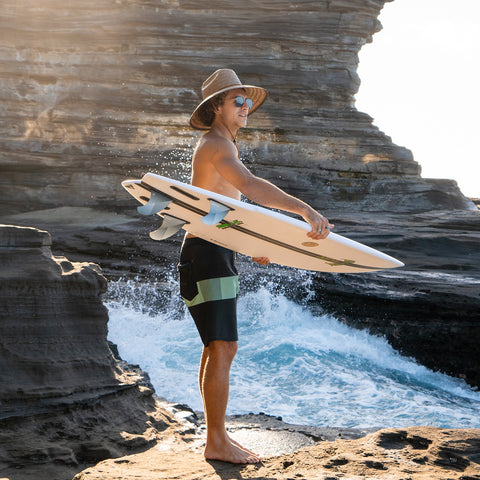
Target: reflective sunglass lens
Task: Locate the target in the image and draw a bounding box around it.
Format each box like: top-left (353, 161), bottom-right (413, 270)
top-left (235, 96), bottom-right (253, 108)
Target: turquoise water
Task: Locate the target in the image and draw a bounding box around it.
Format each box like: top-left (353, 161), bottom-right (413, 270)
top-left (105, 274), bottom-right (480, 429)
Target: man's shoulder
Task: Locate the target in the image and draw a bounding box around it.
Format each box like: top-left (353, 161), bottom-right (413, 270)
top-left (196, 132), bottom-right (235, 156)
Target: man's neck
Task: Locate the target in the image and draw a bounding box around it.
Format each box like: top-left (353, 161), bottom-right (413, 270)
top-left (211, 122), bottom-right (238, 144)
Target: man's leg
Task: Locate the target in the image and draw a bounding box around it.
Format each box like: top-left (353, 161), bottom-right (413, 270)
top-left (199, 340), bottom-right (260, 464)
top-left (199, 345), bottom-right (258, 457)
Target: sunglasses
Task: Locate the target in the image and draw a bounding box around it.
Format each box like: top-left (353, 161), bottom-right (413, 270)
top-left (234, 96), bottom-right (253, 109)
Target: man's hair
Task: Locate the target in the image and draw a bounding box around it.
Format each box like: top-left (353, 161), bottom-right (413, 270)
top-left (196, 91), bottom-right (228, 128)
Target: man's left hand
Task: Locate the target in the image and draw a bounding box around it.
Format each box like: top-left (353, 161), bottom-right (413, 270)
top-left (252, 257), bottom-right (270, 265)
top-left (303, 209), bottom-right (334, 240)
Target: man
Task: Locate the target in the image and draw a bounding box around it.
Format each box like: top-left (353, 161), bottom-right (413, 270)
top-left (179, 68), bottom-right (332, 464)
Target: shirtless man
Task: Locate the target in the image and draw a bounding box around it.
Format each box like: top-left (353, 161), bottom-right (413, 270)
top-left (178, 69), bottom-right (333, 464)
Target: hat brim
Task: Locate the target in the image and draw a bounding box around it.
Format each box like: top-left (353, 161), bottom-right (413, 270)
top-left (189, 85), bottom-right (268, 130)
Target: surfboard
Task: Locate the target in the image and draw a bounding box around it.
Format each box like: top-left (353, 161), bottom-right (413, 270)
top-left (121, 173), bottom-right (404, 273)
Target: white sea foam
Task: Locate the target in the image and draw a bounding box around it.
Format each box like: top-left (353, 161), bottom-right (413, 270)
top-left (105, 276), bottom-right (480, 428)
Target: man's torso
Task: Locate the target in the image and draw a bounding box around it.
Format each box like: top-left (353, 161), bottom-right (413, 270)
top-left (191, 132), bottom-right (241, 200)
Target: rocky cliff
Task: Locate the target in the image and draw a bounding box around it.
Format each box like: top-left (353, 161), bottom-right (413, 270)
top-left (0, 225), bottom-right (184, 480)
top-left (0, 0), bottom-right (475, 218)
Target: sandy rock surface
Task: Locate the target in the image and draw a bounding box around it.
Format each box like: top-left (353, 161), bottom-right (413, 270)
top-left (73, 425), bottom-right (480, 480)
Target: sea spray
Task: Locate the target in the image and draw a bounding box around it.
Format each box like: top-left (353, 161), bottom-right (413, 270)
top-left (105, 275), bottom-right (480, 429)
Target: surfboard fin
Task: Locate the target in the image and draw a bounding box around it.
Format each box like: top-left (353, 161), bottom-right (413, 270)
top-left (137, 191), bottom-right (171, 216)
top-left (149, 214), bottom-right (187, 241)
top-left (201, 200), bottom-right (231, 226)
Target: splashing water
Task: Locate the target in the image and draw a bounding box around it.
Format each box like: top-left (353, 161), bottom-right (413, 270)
top-left (105, 276), bottom-right (480, 428)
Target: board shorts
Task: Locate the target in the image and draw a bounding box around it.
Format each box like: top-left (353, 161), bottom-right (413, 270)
top-left (178, 237), bottom-right (239, 346)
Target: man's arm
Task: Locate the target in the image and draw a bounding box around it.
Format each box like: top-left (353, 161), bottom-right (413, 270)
top-left (211, 144), bottom-right (333, 240)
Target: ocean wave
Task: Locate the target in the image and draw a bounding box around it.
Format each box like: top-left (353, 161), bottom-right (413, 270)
top-left (105, 276), bottom-right (480, 428)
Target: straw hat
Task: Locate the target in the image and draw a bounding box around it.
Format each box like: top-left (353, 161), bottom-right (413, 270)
top-left (189, 68), bottom-right (268, 130)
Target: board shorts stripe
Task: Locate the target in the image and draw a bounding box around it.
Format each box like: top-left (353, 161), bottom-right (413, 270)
top-left (182, 275), bottom-right (239, 308)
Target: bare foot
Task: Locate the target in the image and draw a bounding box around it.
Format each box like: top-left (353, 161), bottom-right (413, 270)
top-left (227, 433), bottom-right (262, 459)
top-left (205, 438), bottom-right (261, 464)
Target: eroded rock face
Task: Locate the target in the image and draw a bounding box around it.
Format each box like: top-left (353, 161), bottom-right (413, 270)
top-left (0, 0), bottom-right (475, 217)
top-left (0, 225), bottom-right (114, 402)
top-left (0, 225), bottom-right (178, 478)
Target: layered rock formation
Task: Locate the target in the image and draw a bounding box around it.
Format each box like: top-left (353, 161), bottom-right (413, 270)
top-left (0, 225), bottom-right (185, 479)
top-left (0, 0), bottom-right (475, 217)
top-left (0, 225), bottom-right (114, 403)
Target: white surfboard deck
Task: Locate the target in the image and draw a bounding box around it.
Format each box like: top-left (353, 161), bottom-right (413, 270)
top-left (122, 173), bottom-right (404, 273)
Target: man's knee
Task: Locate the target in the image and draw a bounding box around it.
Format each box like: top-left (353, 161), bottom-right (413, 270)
top-left (208, 340), bottom-right (238, 362)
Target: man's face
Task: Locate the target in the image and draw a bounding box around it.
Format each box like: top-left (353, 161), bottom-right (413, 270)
top-left (217, 88), bottom-right (251, 129)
